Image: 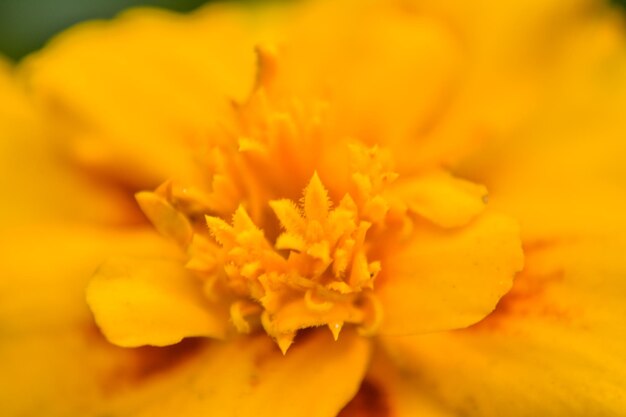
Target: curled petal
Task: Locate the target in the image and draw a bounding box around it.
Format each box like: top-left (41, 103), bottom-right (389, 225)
top-left (385, 170), bottom-right (488, 228)
top-left (136, 191), bottom-right (193, 247)
top-left (377, 212), bottom-right (523, 334)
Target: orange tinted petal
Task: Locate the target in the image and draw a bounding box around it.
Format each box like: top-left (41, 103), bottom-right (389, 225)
top-left (2, 330), bottom-right (370, 417)
top-left (104, 329), bottom-right (371, 417)
top-left (380, 236), bottom-right (626, 416)
top-left (339, 349), bottom-right (452, 417)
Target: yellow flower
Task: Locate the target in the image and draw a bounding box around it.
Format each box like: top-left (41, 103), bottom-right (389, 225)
top-left (2, 0), bottom-right (626, 416)
top-left (77, 39), bottom-right (522, 353)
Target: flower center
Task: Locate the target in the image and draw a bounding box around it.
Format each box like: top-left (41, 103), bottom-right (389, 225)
top-left (203, 171), bottom-right (385, 352)
top-left (132, 47), bottom-right (417, 352)
top-left (87, 46), bottom-right (523, 354)
top-left (124, 46), bottom-right (520, 354)
top-left (139, 138), bottom-right (401, 352)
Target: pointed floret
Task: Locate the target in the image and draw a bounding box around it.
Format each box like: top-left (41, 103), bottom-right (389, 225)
top-left (328, 321), bottom-right (344, 341)
top-left (270, 199), bottom-right (306, 234)
top-left (276, 332), bottom-right (296, 355)
top-left (205, 215), bottom-right (235, 247)
top-left (303, 172), bottom-right (330, 222)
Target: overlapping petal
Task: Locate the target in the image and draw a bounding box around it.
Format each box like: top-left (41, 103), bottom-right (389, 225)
top-left (111, 330), bottom-right (372, 417)
top-left (373, 6), bottom-right (626, 413)
top-left (1, 327), bottom-right (370, 417)
top-left (87, 257), bottom-right (230, 347)
top-left (0, 226), bottom-right (178, 333)
top-left (20, 5), bottom-right (258, 188)
top-left (0, 59), bottom-right (134, 226)
top-left (379, 236), bottom-right (626, 416)
top-left (384, 171), bottom-right (488, 228)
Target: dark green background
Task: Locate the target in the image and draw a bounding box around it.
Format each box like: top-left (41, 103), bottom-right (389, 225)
top-left (1, 0), bottom-right (625, 61)
top-left (0, 0), bottom-right (211, 61)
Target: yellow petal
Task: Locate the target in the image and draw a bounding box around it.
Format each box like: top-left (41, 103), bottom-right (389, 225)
top-left (0, 59), bottom-right (133, 226)
top-left (136, 191), bottom-right (193, 247)
top-left (234, 330), bottom-right (370, 417)
top-left (0, 226), bottom-right (210, 416)
top-left (2, 329), bottom-right (370, 417)
top-left (380, 237), bottom-right (626, 416)
top-left (377, 212), bottom-right (523, 334)
top-left (87, 257), bottom-right (229, 347)
top-left (20, 5), bottom-right (257, 187)
top-left (386, 170), bottom-right (488, 228)
top-left (110, 330), bottom-right (370, 417)
top-left (0, 330), bottom-right (145, 417)
top-left (456, 5), bottom-right (626, 242)
top-left (0, 226), bottom-right (177, 333)
top-left (338, 350), bottom-right (449, 417)
top-left (276, 0), bottom-right (464, 172)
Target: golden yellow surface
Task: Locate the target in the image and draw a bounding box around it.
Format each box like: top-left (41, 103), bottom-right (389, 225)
top-left (1, 0), bottom-right (626, 416)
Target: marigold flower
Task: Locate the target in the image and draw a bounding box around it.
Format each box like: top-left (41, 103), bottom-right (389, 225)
top-left (2, 0), bottom-right (626, 416)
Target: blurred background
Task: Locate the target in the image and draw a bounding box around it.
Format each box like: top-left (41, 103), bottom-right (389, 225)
top-left (0, 0), bottom-right (224, 60)
top-left (0, 0), bottom-right (625, 61)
